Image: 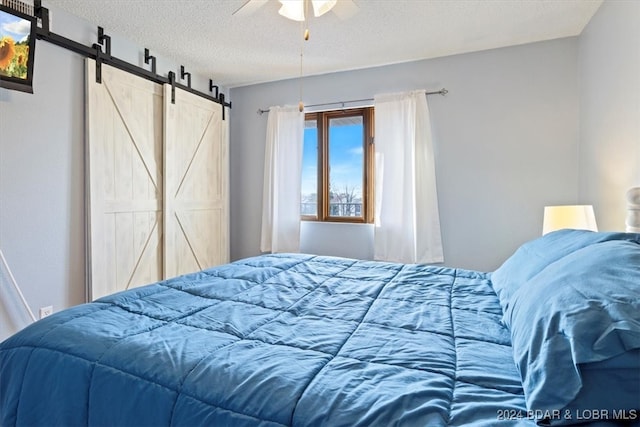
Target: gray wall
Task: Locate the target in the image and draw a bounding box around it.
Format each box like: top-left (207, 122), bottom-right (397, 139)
top-left (0, 5), bottom-right (87, 341)
top-left (578, 0), bottom-right (640, 231)
top-left (0, 2), bottom-right (219, 341)
top-left (230, 37), bottom-right (580, 271)
top-left (2, 1), bottom-right (637, 342)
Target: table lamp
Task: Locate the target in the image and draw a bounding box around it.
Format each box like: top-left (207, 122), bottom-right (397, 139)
top-left (542, 205), bottom-right (598, 235)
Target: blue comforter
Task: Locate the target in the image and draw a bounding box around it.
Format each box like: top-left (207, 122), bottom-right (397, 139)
top-left (0, 254), bottom-right (531, 426)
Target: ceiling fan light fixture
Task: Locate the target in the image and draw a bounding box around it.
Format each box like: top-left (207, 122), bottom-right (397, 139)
top-left (278, 0), bottom-right (305, 21)
top-left (311, 0), bottom-right (337, 17)
top-left (278, 0), bottom-right (337, 21)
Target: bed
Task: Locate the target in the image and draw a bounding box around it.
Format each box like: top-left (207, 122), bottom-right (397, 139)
top-left (1, 229), bottom-right (639, 426)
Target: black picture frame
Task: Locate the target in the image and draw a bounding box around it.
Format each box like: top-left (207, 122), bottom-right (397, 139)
top-left (0, 4), bottom-right (37, 94)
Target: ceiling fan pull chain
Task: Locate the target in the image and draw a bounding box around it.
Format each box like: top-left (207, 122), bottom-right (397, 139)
top-left (299, 17), bottom-right (306, 112)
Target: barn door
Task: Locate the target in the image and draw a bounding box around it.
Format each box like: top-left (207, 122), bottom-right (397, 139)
top-left (86, 60), bottom-right (164, 300)
top-left (163, 86), bottom-right (229, 278)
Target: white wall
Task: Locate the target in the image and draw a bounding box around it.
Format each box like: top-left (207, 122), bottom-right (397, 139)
top-left (230, 37), bottom-right (580, 271)
top-left (0, 2), bottom-right (221, 341)
top-left (578, 0), bottom-right (640, 231)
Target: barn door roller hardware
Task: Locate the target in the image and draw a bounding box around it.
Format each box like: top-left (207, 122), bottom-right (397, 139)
top-left (31, 0), bottom-right (231, 116)
top-left (144, 49), bottom-right (157, 74)
top-left (169, 71), bottom-right (176, 104)
top-left (180, 66), bottom-right (191, 88)
top-left (92, 26), bottom-right (110, 83)
top-left (209, 80), bottom-right (219, 98)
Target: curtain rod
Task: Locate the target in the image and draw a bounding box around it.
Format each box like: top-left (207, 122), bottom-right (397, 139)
top-left (256, 88), bottom-right (448, 115)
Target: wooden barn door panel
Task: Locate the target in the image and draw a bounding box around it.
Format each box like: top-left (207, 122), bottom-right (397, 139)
top-left (86, 59), bottom-right (164, 300)
top-left (163, 85), bottom-right (229, 278)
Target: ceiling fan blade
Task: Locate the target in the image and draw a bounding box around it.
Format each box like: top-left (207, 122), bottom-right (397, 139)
top-left (232, 0), bottom-right (269, 17)
top-left (332, 0), bottom-right (359, 20)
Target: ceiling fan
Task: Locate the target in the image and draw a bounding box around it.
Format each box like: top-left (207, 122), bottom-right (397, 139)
top-left (233, 0), bottom-right (359, 113)
top-left (233, 0), bottom-right (359, 21)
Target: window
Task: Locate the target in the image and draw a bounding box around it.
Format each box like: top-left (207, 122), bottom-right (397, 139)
top-left (301, 107), bottom-right (374, 223)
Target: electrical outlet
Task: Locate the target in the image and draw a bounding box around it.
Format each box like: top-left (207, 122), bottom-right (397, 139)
top-left (39, 305), bottom-right (53, 319)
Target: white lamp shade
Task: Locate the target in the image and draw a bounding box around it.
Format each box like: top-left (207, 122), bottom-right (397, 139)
top-left (278, 0), bottom-right (337, 21)
top-left (543, 205), bottom-right (598, 235)
top-left (312, 0), bottom-right (337, 17)
top-left (278, 1), bottom-right (305, 21)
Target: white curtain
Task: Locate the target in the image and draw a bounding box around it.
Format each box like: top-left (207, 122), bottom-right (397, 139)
top-left (260, 105), bottom-right (304, 253)
top-left (374, 90), bottom-right (444, 264)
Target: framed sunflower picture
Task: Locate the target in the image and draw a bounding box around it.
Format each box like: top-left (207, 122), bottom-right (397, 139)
top-left (0, 4), bottom-right (36, 93)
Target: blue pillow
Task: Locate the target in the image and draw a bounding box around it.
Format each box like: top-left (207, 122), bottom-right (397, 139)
top-left (504, 239), bottom-right (640, 424)
top-left (490, 229), bottom-right (640, 315)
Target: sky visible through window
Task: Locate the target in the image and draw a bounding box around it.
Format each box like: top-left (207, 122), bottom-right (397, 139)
top-left (301, 121), bottom-right (318, 199)
top-left (301, 118), bottom-right (364, 217)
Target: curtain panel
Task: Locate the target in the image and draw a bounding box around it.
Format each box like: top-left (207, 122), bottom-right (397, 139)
top-left (260, 106), bottom-right (304, 253)
top-left (373, 90), bottom-right (444, 264)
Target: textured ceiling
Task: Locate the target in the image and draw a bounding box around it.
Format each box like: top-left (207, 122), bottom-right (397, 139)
top-left (46, 0), bottom-right (603, 88)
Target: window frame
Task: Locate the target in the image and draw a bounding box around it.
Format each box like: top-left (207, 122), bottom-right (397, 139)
top-left (301, 107), bottom-right (375, 224)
